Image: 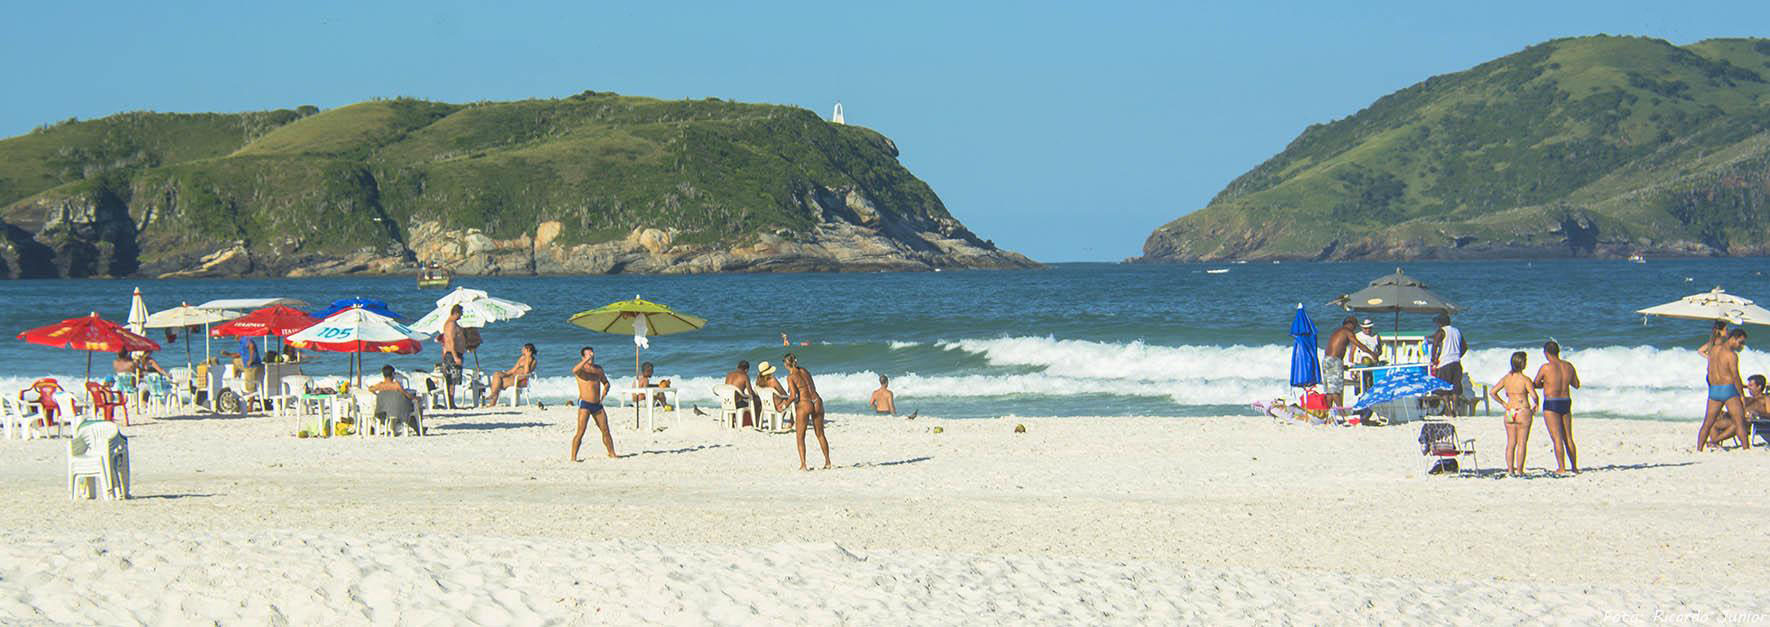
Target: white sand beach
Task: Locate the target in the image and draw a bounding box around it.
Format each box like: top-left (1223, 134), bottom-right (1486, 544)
top-left (3, 407), bottom-right (1768, 624)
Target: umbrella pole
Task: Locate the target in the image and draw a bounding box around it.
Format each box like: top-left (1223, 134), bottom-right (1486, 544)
top-left (85, 350), bottom-right (92, 387)
top-left (635, 344), bottom-right (642, 430)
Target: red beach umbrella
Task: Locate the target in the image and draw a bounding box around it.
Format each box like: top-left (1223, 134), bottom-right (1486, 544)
top-left (17, 312), bottom-right (162, 382)
top-left (210, 305), bottom-right (320, 338)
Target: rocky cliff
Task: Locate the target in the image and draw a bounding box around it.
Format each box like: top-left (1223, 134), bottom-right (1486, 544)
top-left (1136, 36), bottom-right (1770, 262)
top-left (0, 94), bottom-right (1034, 278)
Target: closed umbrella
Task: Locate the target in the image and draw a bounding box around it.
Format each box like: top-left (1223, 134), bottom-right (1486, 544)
top-left (18, 313), bottom-right (162, 383)
top-left (1636, 287), bottom-right (1770, 326)
top-left (567, 296), bottom-right (707, 428)
top-left (126, 288), bottom-right (149, 336)
top-left (1352, 368), bottom-right (1452, 410)
top-left (1289, 304), bottom-right (1320, 389)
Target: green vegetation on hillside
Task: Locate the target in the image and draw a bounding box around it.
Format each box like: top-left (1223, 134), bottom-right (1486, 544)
top-left (1144, 35), bottom-right (1770, 261)
top-left (0, 92), bottom-right (986, 277)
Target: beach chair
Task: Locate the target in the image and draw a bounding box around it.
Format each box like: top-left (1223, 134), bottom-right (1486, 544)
top-left (711, 384), bottom-right (742, 428)
top-left (1751, 419), bottom-right (1770, 447)
top-left (68, 420), bottom-right (129, 500)
top-left (85, 382), bottom-right (130, 426)
top-left (760, 393), bottom-right (793, 431)
top-left (1, 396), bottom-right (29, 440)
top-left (1418, 419), bottom-right (1477, 475)
top-left (268, 374), bottom-right (309, 420)
top-left (138, 373), bottom-right (175, 416)
top-left (506, 377), bottom-right (529, 407)
top-left (113, 373), bottom-right (140, 414)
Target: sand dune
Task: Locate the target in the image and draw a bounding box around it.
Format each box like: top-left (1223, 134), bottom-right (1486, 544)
top-left (2, 408), bottom-right (1767, 623)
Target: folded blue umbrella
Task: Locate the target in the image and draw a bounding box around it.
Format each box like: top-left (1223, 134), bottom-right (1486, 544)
top-left (1352, 368), bottom-right (1452, 410)
top-left (1289, 304), bottom-right (1320, 389)
top-left (310, 297), bottom-right (406, 321)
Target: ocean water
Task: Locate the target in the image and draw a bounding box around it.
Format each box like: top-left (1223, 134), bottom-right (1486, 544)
top-left (1, 259), bottom-right (1765, 420)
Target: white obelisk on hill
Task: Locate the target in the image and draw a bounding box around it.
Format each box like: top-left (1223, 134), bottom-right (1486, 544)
top-left (832, 101), bottom-right (845, 125)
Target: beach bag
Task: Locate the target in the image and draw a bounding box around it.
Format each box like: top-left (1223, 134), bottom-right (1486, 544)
top-left (1428, 458), bottom-right (1459, 475)
top-left (462, 328), bottom-right (482, 352)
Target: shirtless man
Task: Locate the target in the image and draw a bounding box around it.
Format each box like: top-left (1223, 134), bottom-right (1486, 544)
top-left (440, 305), bottom-right (465, 409)
top-left (1704, 374), bottom-right (1766, 446)
top-left (1532, 340), bottom-right (1581, 474)
top-left (569, 346), bottom-right (616, 461)
top-left (112, 350), bottom-right (138, 377)
top-left (1697, 320), bottom-right (1729, 358)
top-left (1490, 351), bottom-right (1539, 476)
top-left (724, 360), bottom-right (759, 427)
top-left (871, 375), bottom-right (897, 415)
top-left (1323, 316), bottom-right (1379, 407)
top-left (785, 353), bottom-right (831, 470)
top-left (1697, 329), bottom-right (1751, 451)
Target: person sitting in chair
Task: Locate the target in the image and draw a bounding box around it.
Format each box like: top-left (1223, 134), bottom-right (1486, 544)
top-left (484, 343), bottom-right (538, 406)
top-left (369, 365), bottom-right (420, 435)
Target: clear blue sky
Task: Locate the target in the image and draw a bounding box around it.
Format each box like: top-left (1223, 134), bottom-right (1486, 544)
top-left (5, 1), bottom-right (1765, 261)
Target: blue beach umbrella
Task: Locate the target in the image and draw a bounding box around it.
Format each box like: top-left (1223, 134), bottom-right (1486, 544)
top-left (311, 297), bottom-right (406, 321)
top-left (1352, 368), bottom-right (1451, 410)
top-left (1289, 303), bottom-right (1320, 388)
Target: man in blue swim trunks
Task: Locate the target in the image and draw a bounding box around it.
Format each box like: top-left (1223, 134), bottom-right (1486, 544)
top-left (1533, 340), bottom-right (1581, 474)
top-left (570, 346), bottom-right (617, 461)
top-left (1698, 329), bottom-right (1750, 451)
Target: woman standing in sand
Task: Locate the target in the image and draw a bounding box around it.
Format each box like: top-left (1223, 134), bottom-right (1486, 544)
top-left (784, 353), bottom-right (831, 470)
top-left (1490, 351), bottom-right (1539, 476)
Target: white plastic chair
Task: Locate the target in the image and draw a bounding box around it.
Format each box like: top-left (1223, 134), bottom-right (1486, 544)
top-left (68, 421), bottom-right (129, 500)
top-left (1, 396), bottom-right (28, 440)
top-left (506, 377), bottom-right (529, 407)
top-left (711, 384), bottom-right (741, 428)
top-left (760, 392), bottom-right (793, 432)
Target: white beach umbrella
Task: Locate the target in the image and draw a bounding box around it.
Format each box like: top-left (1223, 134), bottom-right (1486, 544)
top-left (1636, 288), bottom-right (1770, 326)
top-left (410, 288), bottom-right (532, 334)
top-left (145, 303), bottom-right (245, 370)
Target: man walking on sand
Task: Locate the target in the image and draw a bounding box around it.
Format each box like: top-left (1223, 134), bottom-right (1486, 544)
top-left (441, 304), bottom-right (466, 408)
top-left (570, 346), bottom-right (616, 461)
top-left (1697, 329), bottom-right (1751, 451)
top-left (1430, 312), bottom-right (1468, 417)
top-left (1533, 340), bottom-right (1582, 474)
top-left (1323, 316), bottom-right (1378, 407)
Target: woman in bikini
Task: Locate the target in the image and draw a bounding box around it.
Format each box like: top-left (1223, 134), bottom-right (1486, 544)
top-left (483, 343), bottom-right (537, 406)
top-left (1490, 351), bottom-right (1539, 477)
top-left (784, 353), bottom-right (831, 470)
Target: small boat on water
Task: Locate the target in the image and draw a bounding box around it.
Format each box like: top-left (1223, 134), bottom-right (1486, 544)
top-left (1206, 268), bottom-right (1230, 274)
top-left (1628, 254), bottom-right (1647, 264)
top-left (417, 266), bottom-right (452, 289)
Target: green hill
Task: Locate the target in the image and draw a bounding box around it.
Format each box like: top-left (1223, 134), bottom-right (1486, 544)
top-left (1137, 35), bottom-right (1770, 262)
top-left (0, 93), bottom-right (1032, 278)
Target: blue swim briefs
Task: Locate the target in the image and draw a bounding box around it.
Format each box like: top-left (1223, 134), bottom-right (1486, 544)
top-left (1709, 384), bottom-right (1740, 402)
top-left (577, 400), bottom-right (605, 413)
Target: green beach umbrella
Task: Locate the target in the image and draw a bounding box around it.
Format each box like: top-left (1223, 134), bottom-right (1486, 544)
top-left (567, 296), bottom-right (707, 427)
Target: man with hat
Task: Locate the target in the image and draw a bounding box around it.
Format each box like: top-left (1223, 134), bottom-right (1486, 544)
top-left (1325, 316), bottom-right (1380, 408)
top-left (1429, 312), bottom-right (1468, 417)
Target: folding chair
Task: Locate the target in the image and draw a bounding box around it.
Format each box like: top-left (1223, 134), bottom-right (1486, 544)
top-left (1418, 419), bottom-right (1477, 475)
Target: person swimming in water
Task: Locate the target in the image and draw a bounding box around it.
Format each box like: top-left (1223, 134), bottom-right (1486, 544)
top-left (1490, 351), bottom-right (1538, 477)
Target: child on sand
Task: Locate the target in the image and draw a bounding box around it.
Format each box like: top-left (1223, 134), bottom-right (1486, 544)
top-left (1490, 351), bottom-right (1538, 477)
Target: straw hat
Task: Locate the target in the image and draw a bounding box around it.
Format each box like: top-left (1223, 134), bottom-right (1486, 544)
top-left (757, 361), bottom-right (776, 377)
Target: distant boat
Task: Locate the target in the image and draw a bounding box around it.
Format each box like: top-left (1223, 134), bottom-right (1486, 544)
top-left (1206, 268), bottom-right (1230, 274)
top-left (417, 266), bottom-right (451, 289)
top-left (1628, 254), bottom-right (1647, 264)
